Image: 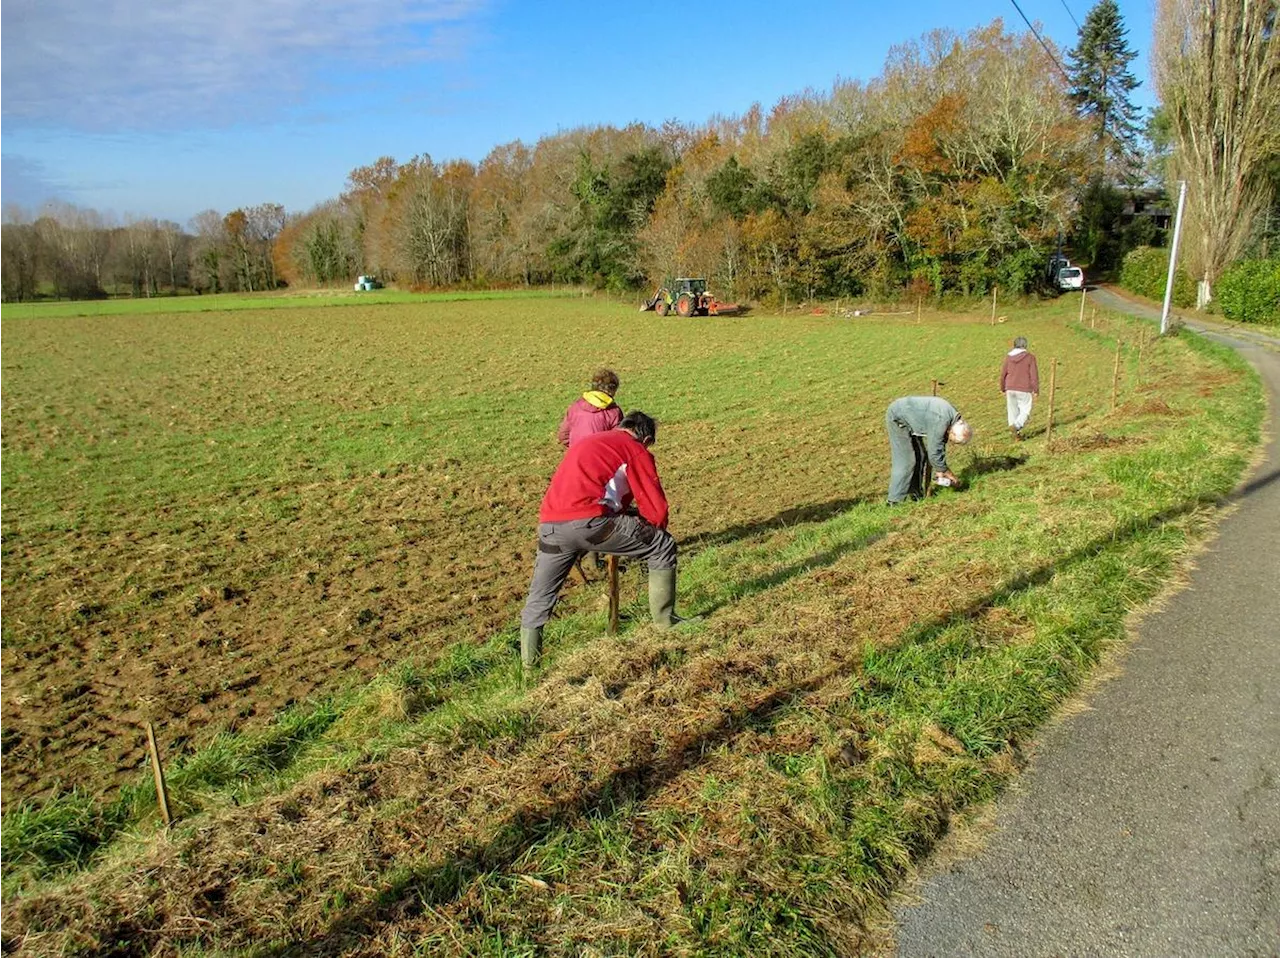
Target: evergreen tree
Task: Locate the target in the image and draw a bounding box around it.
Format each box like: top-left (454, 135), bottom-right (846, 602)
top-left (1067, 0), bottom-right (1142, 175)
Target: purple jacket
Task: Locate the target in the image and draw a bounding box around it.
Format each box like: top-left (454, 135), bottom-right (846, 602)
top-left (557, 393), bottom-right (622, 447)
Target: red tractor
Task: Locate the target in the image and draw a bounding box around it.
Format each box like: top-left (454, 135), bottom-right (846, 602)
top-left (640, 277), bottom-right (740, 316)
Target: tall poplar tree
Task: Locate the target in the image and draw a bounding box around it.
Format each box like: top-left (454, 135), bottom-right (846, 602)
top-left (1155, 0), bottom-right (1280, 299)
top-left (1067, 0), bottom-right (1142, 175)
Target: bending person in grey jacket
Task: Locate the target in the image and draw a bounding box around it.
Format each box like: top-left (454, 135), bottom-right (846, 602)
top-left (884, 396), bottom-right (973, 504)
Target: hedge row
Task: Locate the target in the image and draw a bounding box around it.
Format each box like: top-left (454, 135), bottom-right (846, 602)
top-left (1216, 258), bottom-right (1280, 325)
top-left (1119, 245), bottom-right (1196, 308)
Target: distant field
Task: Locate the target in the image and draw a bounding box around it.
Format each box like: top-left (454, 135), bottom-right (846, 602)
top-left (0, 286), bottom-right (581, 319)
top-left (0, 295), bottom-right (1263, 954)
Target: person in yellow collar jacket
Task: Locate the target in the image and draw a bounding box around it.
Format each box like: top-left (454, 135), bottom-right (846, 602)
top-left (557, 368), bottom-right (622, 447)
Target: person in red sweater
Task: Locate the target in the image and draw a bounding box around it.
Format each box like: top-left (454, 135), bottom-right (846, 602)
top-left (557, 368), bottom-right (622, 447)
top-left (519, 411), bottom-right (694, 668)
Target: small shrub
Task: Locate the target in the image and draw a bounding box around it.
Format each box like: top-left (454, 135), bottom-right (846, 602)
top-left (1215, 258), bottom-right (1280, 325)
top-left (1119, 246), bottom-right (1194, 307)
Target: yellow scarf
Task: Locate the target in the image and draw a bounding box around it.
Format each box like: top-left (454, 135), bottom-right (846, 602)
top-left (582, 390), bottom-right (614, 409)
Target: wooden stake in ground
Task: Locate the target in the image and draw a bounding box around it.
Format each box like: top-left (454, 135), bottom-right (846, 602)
top-left (917, 296), bottom-right (922, 324)
top-left (145, 721), bottom-right (172, 826)
top-left (1091, 307), bottom-right (1097, 330)
top-left (1045, 358), bottom-right (1058, 446)
top-left (607, 555), bottom-right (620, 635)
top-left (1078, 287), bottom-right (1087, 324)
top-left (1111, 341), bottom-right (1122, 413)
top-left (991, 287), bottom-right (997, 325)
top-left (1137, 331), bottom-right (1146, 386)
top-left (931, 378), bottom-right (939, 397)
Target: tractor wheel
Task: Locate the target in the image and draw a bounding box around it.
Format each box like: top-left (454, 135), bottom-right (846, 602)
top-left (676, 294), bottom-right (695, 317)
top-left (655, 299), bottom-right (670, 316)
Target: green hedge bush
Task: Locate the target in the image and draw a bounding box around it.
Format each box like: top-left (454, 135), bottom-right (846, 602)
top-left (1215, 258), bottom-right (1280, 325)
top-left (1120, 245), bottom-right (1195, 307)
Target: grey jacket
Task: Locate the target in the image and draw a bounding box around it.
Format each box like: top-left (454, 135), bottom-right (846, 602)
top-left (887, 396), bottom-right (962, 472)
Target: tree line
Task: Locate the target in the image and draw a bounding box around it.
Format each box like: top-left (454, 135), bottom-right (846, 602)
top-left (0, 202), bottom-right (285, 302)
top-left (281, 22), bottom-right (1094, 303)
top-left (4, 5), bottom-right (1276, 307)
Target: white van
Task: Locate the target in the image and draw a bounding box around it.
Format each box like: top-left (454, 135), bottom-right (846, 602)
top-left (1056, 266), bottom-right (1085, 292)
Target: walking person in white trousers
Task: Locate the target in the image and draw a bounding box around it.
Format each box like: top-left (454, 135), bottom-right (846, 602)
top-left (1000, 336), bottom-right (1040, 440)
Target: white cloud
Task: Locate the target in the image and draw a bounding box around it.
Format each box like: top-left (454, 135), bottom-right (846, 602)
top-left (1, 0), bottom-right (488, 132)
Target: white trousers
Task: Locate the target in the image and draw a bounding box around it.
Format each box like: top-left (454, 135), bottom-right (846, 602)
top-left (1006, 390), bottom-right (1034, 429)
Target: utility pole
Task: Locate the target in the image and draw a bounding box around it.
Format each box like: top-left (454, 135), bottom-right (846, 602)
top-left (1160, 181), bottom-right (1188, 336)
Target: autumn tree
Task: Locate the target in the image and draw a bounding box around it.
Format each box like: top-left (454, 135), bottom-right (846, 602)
top-left (471, 142), bottom-right (534, 285)
top-left (386, 156), bottom-right (471, 288)
top-left (276, 202), bottom-right (361, 286)
top-left (886, 25), bottom-right (1088, 293)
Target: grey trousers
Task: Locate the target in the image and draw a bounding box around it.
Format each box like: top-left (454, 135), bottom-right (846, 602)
top-left (886, 412), bottom-right (930, 504)
top-left (520, 514), bottom-right (678, 629)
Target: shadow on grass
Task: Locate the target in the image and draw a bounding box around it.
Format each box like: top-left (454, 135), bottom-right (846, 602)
top-left (694, 530), bottom-right (888, 617)
top-left (246, 481), bottom-right (1265, 956)
top-left (688, 495), bottom-right (876, 551)
top-left (959, 454), bottom-right (1027, 482)
top-left (1017, 412), bottom-right (1087, 440)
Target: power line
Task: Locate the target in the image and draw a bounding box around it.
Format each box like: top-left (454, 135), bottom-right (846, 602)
top-left (1057, 0), bottom-right (1081, 31)
top-left (1008, 0), bottom-right (1073, 85)
top-left (1013, 0), bottom-right (1144, 174)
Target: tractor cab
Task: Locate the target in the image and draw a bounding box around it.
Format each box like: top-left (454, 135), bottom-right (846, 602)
top-left (673, 278), bottom-right (707, 298)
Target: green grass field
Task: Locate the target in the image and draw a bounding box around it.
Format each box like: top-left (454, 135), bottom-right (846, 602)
top-left (0, 291), bottom-right (1263, 955)
top-left (0, 286), bottom-right (581, 319)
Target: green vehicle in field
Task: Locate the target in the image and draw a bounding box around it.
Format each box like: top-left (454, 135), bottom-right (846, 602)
top-left (640, 277), bottom-right (739, 316)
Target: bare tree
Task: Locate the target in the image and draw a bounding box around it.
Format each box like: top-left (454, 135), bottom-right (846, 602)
top-left (76, 207), bottom-right (115, 293)
top-left (189, 209), bottom-right (228, 293)
top-left (1155, 0), bottom-right (1280, 302)
top-left (117, 217), bottom-right (162, 297)
top-left (1, 206), bottom-right (41, 302)
top-left (245, 203), bottom-right (286, 288)
top-left (156, 221), bottom-right (188, 292)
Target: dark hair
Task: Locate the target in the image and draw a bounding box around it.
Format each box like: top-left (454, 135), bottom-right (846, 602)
top-left (620, 410), bottom-right (657, 445)
top-left (590, 368), bottom-right (619, 396)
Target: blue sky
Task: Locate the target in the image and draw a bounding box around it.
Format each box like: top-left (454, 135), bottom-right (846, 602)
top-left (1, 0), bottom-right (1157, 227)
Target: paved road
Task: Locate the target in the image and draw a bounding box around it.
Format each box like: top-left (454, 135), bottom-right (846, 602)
top-left (893, 294), bottom-right (1280, 958)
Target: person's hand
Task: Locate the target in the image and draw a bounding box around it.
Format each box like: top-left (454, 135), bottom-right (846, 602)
top-left (939, 470), bottom-right (959, 486)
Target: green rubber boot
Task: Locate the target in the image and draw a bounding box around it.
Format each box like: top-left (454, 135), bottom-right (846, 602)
top-left (520, 626), bottom-right (543, 669)
top-left (648, 568), bottom-right (699, 629)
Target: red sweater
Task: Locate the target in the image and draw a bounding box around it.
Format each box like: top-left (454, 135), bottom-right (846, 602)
top-left (540, 429), bottom-right (669, 529)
